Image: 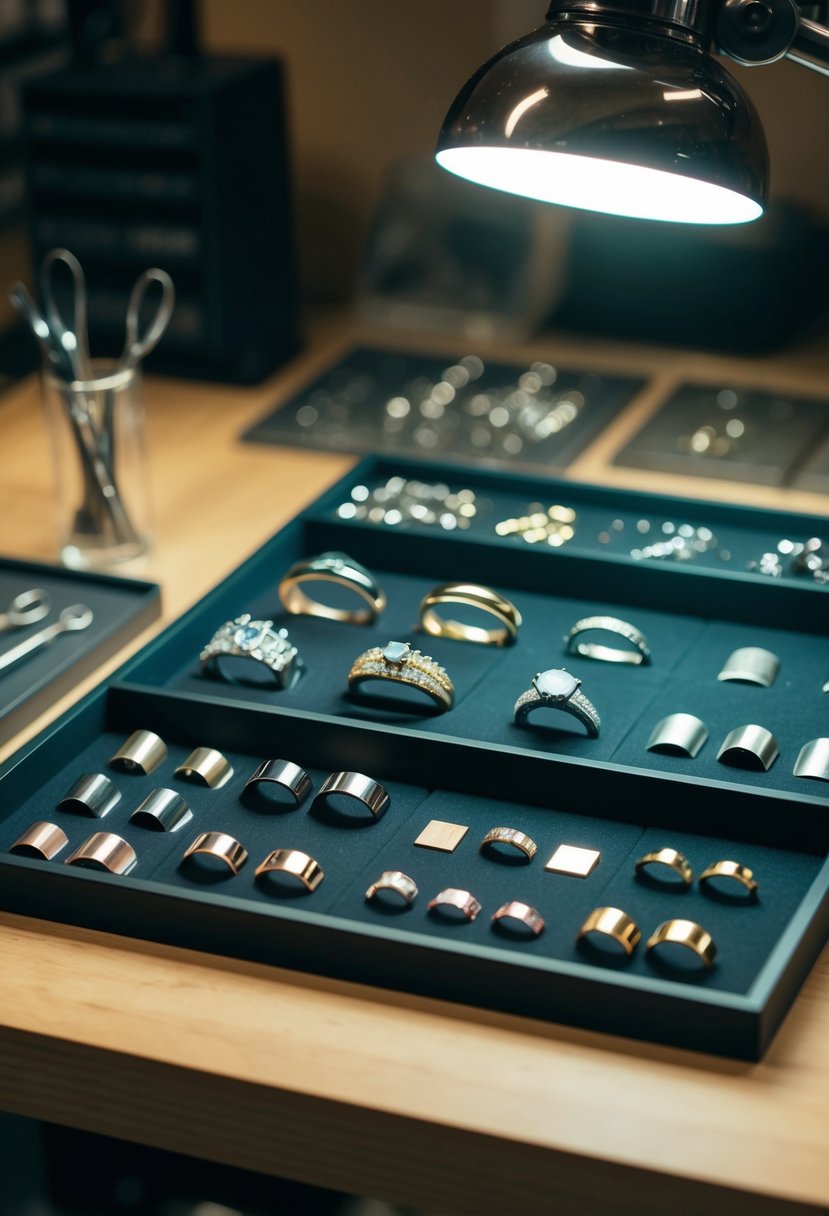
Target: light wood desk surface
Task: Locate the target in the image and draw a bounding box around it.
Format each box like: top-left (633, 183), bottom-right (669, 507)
top-left (0, 318), bottom-right (828, 1215)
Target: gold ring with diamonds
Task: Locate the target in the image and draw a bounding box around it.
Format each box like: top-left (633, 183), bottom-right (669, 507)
top-left (279, 550), bottom-right (386, 625)
top-left (419, 582), bottom-right (521, 646)
top-left (348, 640), bottom-right (454, 712)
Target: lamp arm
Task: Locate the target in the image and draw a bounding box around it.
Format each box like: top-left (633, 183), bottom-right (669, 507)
top-left (785, 14), bottom-right (829, 74)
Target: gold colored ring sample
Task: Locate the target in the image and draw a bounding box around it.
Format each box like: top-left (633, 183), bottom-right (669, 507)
top-left (646, 919), bottom-right (717, 968)
top-left (174, 747), bottom-right (234, 789)
top-left (577, 906), bottom-right (641, 956)
top-left (348, 640), bottom-right (454, 712)
top-left (66, 832), bottom-right (137, 876)
top-left (419, 582), bottom-right (522, 646)
top-left (183, 831), bottom-right (248, 874)
top-left (255, 848), bottom-right (324, 892)
top-left (109, 729), bottom-right (167, 775)
top-left (365, 870), bottom-right (418, 905)
top-left (699, 860), bottom-right (759, 898)
top-left (279, 550), bottom-right (386, 625)
top-left (480, 826), bottom-right (537, 862)
top-left (635, 847), bottom-right (693, 888)
top-left (10, 820), bottom-right (69, 861)
top-left (491, 900), bottom-right (545, 936)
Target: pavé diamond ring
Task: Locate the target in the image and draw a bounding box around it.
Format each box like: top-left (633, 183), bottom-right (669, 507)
top-left (564, 615), bottom-right (650, 665)
top-left (348, 640), bottom-right (454, 712)
top-left (513, 668), bottom-right (600, 736)
top-left (200, 613), bottom-right (302, 688)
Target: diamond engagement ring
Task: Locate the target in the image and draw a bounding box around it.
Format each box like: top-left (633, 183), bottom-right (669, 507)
top-left (564, 615), bottom-right (650, 665)
top-left (513, 668), bottom-right (600, 736)
top-left (348, 640), bottom-right (454, 712)
top-left (200, 614), bottom-right (301, 688)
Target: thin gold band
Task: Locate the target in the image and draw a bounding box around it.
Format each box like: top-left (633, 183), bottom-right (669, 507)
top-left (699, 860), bottom-right (759, 897)
top-left (419, 582), bottom-right (521, 646)
top-left (635, 847), bottom-right (693, 887)
top-left (279, 552), bottom-right (386, 625)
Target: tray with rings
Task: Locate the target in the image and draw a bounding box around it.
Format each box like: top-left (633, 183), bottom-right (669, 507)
top-left (0, 456), bottom-right (827, 1060)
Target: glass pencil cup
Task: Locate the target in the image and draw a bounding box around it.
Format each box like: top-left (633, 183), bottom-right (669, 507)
top-left (42, 361), bottom-right (152, 569)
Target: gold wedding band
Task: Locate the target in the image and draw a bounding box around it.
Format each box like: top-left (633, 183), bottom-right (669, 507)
top-left (419, 582), bottom-right (521, 646)
top-left (175, 747), bottom-right (234, 789)
top-left (699, 860), bottom-right (759, 898)
top-left (480, 826), bottom-right (537, 862)
top-left (279, 551), bottom-right (386, 625)
top-left (577, 906), bottom-right (641, 956)
top-left (635, 847), bottom-right (693, 887)
top-left (646, 919), bottom-right (717, 968)
top-left (183, 831), bottom-right (248, 874)
top-left (109, 729), bottom-right (167, 775)
top-left (255, 848), bottom-right (324, 892)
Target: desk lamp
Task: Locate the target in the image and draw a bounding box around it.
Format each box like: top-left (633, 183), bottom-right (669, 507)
top-left (436, 0), bottom-right (829, 224)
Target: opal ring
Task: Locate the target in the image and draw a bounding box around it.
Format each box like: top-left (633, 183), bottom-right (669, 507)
top-left (200, 613), bottom-right (301, 688)
top-left (279, 550), bottom-right (386, 625)
top-left (348, 640), bottom-right (454, 712)
top-left (514, 668), bottom-right (600, 736)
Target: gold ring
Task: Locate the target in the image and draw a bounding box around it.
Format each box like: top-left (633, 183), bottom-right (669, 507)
top-left (348, 640), bottom-right (454, 712)
top-left (699, 860), bottom-right (759, 898)
top-left (577, 906), bottom-right (641, 956)
top-left (646, 919), bottom-right (717, 967)
top-left (635, 847), bottom-right (693, 887)
top-left (10, 821), bottom-right (69, 861)
top-left (279, 550), bottom-right (386, 625)
top-left (66, 832), bottom-right (137, 876)
top-left (183, 831), bottom-right (248, 874)
top-left (480, 826), bottom-right (537, 862)
top-left (109, 729), bottom-right (167, 775)
top-left (419, 582), bottom-right (521, 646)
top-left (428, 887), bottom-right (482, 922)
top-left (174, 747), bottom-right (234, 789)
top-left (491, 900), bottom-right (545, 936)
top-left (365, 870), bottom-right (419, 905)
top-left (255, 848), bottom-right (324, 892)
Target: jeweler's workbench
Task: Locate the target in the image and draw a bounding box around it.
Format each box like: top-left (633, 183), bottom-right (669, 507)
top-left (0, 314), bottom-right (828, 1216)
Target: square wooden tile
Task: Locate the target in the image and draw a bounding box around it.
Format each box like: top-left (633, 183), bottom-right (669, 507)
top-left (545, 844), bottom-right (600, 878)
top-left (414, 819), bottom-right (469, 853)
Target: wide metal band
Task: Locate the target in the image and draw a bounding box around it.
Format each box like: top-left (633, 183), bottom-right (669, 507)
top-left (365, 870), bottom-right (419, 905)
top-left (419, 582), bottom-right (522, 646)
top-left (513, 669), bottom-right (600, 737)
top-left (635, 847), bottom-right (693, 887)
top-left (348, 641), bottom-right (454, 712)
top-left (646, 713), bottom-right (708, 758)
top-left (491, 901), bottom-right (545, 936)
top-left (699, 859), bottom-right (758, 898)
top-left (130, 788), bottom-right (192, 833)
top-left (794, 738), bottom-right (829, 782)
top-left (313, 771), bottom-right (390, 821)
top-left (279, 550), bottom-right (386, 625)
top-left (66, 832), bottom-right (137, 876)
top-left (200, 615), bottom-right (301, 689)
top-left (717, 647), bottom-right (780, 688)
top-left (564, 615), bottom-right (651, 665)
top-left (428, 887), bottom-right (482, 922)
top-left (10, 820), bottom-right (69, 861)
top-left (717, 724), bottom-right (779, 771)
top-left (577, 906), bottom-right (641, 955)
top-left (183, 831), bottom-right (248, 874)
top-left (646, 918), bottom-right (717, 967)
top-left (58, 772), bottom-right (121, 818)
top-left (255, 848), bottom-right (324, 891)
top-left (480, 826), bottom-right (538, 862)
top-left (175, 747), bottom-right (234, 789)
top-left (109, 729), bottom-right (167, 775)
top-left (244, 758), bottom-right (313, 808)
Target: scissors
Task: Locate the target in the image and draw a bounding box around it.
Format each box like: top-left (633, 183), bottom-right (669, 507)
top-left (40, 247), bottom-right (92, 383)
top-left (118, 268), bottom-right (175, 372)
top-left (0, 588), bottom-right (51, 633)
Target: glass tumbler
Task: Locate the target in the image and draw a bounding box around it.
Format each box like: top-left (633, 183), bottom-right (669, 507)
top-left (42, 360), bottom-right (152, 569)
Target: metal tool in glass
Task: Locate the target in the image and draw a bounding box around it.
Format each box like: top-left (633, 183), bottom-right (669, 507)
top-left (514, 668), bottom-right (600, 736)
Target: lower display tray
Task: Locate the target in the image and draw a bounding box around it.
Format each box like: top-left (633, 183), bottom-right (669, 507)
top-left (0, 681), bottom-right (827, 1061)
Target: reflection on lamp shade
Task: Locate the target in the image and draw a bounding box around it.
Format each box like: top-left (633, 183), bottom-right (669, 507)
top-left (436, 20), bottom-right (768, 225)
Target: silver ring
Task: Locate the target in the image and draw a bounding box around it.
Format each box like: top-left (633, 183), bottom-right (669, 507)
top-left (312, 771), bottom-right (390, 821)
top-left (130, 789), bottom-right (193, 833)
top-left (646, 713), bottom-right (709, 758)
top-left (200, 614), bottom-right (301, 688)
top-left (564, 616), bottom-right (650, 665)
top-left (513, 669), bottom-right (600, 737)
top-left (58, 773), bottom-right (121, 818)
top-left (279, 550), bottom-right (386, 625)
top-left (365, 871), bottom-right (419, 905)
top-left (794, 738), bottom-right (829, 782)
top-left (717, 647), bottom-right (780, 688)
top-left (243, 759), bottom-right (313, 808)
top-left (717, 724), bottom-right (779, 771)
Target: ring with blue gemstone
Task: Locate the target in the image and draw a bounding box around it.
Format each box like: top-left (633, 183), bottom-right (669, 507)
top-left (348, 640), bottom-right (454, 712)
top-left (513, 668), bottom-right (600, 737)
top-left (200, 614), bottom-right (302, 689)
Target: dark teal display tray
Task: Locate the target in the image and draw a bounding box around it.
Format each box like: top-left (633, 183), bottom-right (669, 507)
top-left (0, 458), bottom-right (826, 1060)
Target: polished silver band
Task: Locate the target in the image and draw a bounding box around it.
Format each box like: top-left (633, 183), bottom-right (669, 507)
top-left (58, 772), bottom-right (121, 818)
top-left (365, 870), bottom-right (419, 905)
top-left (717, 647), bottom-right (780, 688)
top-left (428, 887), bottom-right (482, 921)
top-left (646, 713), bottom-right (709, 758)
top-left (278, 550), bottom-right (386, 625)
top-left (794, 738), bottom-right (829, 782)
top-left (130, 788), bottom-right (193, 833)
top-left (513, 668), bottom-right (600, 737)
top-left (109, 729), bottom-right (167, 775)
top-left (564, 616), bottom-right (650, 665)
top-left (313, 770), bottom-right (390, 821)
top-left (200, 614), bottom-right (301, 688)
top-left (244, 758), bottom-right (313, 808)
top-left (717, 724), bottom-right (779, 771)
